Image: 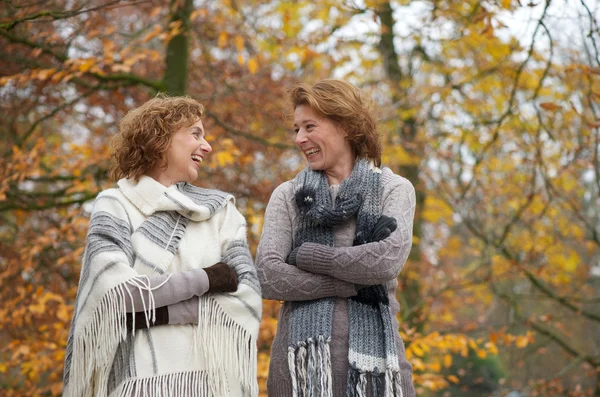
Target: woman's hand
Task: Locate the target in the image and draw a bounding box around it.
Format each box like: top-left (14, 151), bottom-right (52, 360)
top-left (204, 262), bottom-right (238, 293)
top-left (368, 215), bottom-right (397, 242)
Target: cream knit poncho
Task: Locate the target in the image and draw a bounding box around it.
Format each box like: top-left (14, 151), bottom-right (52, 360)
top-left (63, 176), bottom-right (262, 396)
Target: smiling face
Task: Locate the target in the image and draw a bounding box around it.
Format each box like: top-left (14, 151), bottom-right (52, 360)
top-left (294, 104), bottom-right (355, 184)
top-left (148, 119), bottom-right (212, 186)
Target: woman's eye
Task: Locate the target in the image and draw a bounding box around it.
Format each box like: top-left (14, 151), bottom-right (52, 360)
top-left (306, 124), bottom-right (314, 130)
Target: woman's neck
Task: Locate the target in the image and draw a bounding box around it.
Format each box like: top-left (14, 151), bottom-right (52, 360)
top-left (325, 157), bottom-right (355, 185)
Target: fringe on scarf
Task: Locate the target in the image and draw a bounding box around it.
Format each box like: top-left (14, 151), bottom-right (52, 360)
top-left (288, 335), bottom-right (332, 397)
top-left (197, 295), bottom-right (259, 397)
top-left (65, 283), bottom-right (258, 397)
top-left (112, 371), bottom-right (212, 396)
top-left (347, 367), bottom-right (404, 397)
top-left (64, 283), bottom-right (140, 397)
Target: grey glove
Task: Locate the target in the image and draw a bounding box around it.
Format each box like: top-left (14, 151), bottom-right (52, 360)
top-left (368, 215), bottom-right (397, 242)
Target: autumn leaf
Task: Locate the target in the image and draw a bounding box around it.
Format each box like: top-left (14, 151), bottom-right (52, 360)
top-left (248, 57), bottom-right (259, 74)
top-left (539, 102), bottom-right (560, 111)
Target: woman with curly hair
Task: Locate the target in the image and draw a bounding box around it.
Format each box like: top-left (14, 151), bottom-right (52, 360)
top-left (256, 79), bottom-right (416, 397)
top-left (63, 95), bottom-right (262, 396)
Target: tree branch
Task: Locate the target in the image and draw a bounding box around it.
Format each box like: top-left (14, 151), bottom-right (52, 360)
top-left (204, 109), bottom-right (294, 150)
top-left (1, 1), bottom-right (151, 30)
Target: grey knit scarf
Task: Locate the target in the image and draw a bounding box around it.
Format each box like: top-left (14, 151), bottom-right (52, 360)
top-left (289, 158), bottom-right (403, 397)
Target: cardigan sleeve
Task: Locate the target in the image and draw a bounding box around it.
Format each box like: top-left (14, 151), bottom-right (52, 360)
top-left (256, 183), bottom-right (358, 301)
top-left (295, 175), bottom-right (416, 285)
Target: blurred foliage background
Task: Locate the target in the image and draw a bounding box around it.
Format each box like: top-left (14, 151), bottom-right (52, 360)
top-left (1, 0), bottom-right (599, 396)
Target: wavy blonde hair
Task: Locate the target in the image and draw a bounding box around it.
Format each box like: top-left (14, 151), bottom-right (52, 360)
top-left (288, 79), bottom-right (382, 167)
top-left (110, 94), bottom-right (205, 181)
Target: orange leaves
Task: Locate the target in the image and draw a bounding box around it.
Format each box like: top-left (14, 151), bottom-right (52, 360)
top-left (539, 102), bottom-right (561, 111)
top-left (490, 329), bottom-right (535, 349)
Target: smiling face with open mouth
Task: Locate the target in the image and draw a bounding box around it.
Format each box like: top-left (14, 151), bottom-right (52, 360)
top-left (148, 119), bottom-right (212, 186)
top-left (293, 104), bottom-right (355, 185)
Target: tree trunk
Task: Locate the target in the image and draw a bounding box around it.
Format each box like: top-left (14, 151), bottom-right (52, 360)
top-left (377, 1), bottom-right (426, 332)
top-left (163, 0), bottom-right (193, 95)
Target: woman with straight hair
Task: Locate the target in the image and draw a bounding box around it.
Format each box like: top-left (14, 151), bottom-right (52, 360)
top-left (63, 95), bottom-right (262, 396)
top-left (256, 79), bottom-right (416, 397)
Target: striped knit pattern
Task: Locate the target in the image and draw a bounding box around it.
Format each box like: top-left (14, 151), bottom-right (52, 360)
top-left (63, 176), bottom-right (261, 397)
top-left (289, 158), bottom-right (403, 397)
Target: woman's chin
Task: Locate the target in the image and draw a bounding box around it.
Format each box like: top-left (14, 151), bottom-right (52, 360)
top-left (307, 161), bottom-right (324, 171)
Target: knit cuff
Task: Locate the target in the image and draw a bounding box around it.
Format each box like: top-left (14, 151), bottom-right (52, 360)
top-left (296, 242), bottom-right (335, 276)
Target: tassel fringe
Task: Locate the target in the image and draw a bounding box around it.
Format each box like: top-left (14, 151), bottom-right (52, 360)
top-left (64, 284), bottom-right (134, 397)
top-left (288, 336), bottom-right (332, 397)
top-left (113, 371), bottom-right (212, 396)
top-left (197, 295), bottom-right (258, 397)
top-left (65, 285), bottom-right (258, 397)
top-left (347, 367), bottom-right (404, 397)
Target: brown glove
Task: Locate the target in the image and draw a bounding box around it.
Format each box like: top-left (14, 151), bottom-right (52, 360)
top-left (204, 262), bottom-right (238, 293)
top-left (126, 306), bottom-right (169, 331)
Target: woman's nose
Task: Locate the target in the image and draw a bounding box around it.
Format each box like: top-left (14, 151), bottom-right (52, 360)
top-left (295, 130), bottom-right (307, 146)
top-left (202, 140), bottom-right (212, 153)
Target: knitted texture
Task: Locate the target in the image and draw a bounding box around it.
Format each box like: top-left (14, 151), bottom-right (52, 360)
top-left (289, 158), bottom-right (403, 397)
top-left (63, 176), bottom-right (261, 397)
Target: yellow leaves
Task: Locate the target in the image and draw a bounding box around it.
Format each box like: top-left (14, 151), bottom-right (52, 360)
top-left (546, 245), bottom-right (581, 275)
top-left (56, 304), bottom-right (71, 323)
top-left (515, 335), bottom-right (530, 348)
top-left (235, 35), bottom-right (245, 52)
top-left (423, 196), bottom-right (454, 225)
top-left (28, 290), bottom-right (64, 316)
top-left (248, 57), bottom-right (259, 74)
top-left (501, 0), bottom-right (511, 9)
top-left (142, 25), bottom-right (164, 44)
top-left (490, 330), bottom-right (535, 349)
top-left (211, 138), bottom-right (240, 168)
top-left (12, 344), bottom-right (31, 360)
top-left (485, 341), bottom-right (498, 355)
top-left (409, 342), bottom-right (425, 358)
top-left (444, 354), bottom-right (453, 368)
top-left (218, 31), bottom-right (228, 48)
top-left (79, 58), bottom-right (96, 73)
top-left (447, 374), bottom-right (460, 384)
top-left (382, 145), bottom-right (420, 167)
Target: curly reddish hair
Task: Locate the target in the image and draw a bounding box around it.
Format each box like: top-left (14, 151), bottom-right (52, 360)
top-left (288, 79), bottom-right (382, 167)
top-left (110, 94), bottom-right (205, 181)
